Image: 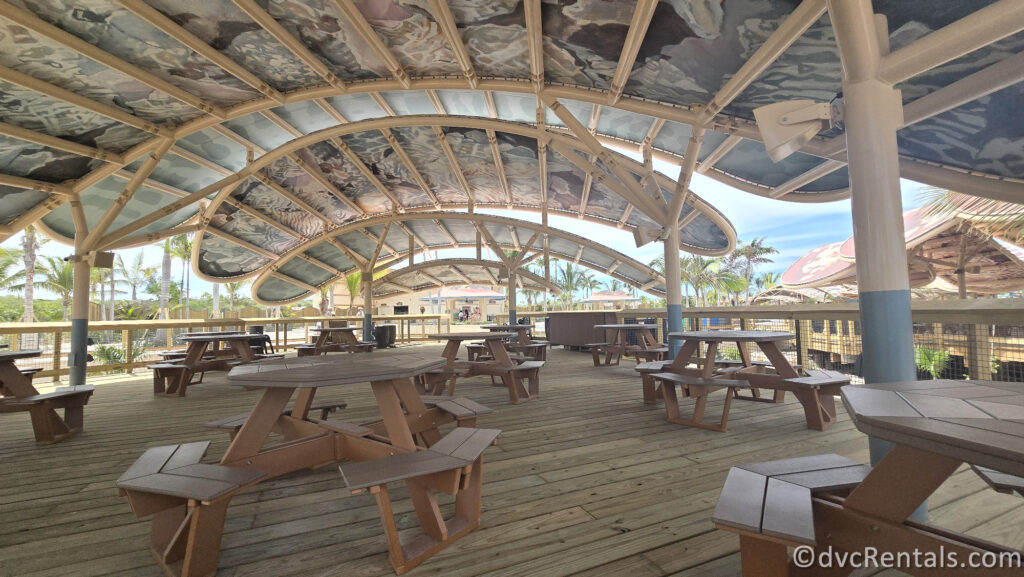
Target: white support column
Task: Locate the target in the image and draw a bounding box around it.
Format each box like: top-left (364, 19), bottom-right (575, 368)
top-left (829, 0), bottom-right (917, 473)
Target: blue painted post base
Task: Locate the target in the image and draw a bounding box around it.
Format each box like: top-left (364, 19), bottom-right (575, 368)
top-left (363, 314), bottom-right (373, 345)
top-left (69, 318), bottom-right (88, 388)
top-left (666, 304), bottom-right (683, 359)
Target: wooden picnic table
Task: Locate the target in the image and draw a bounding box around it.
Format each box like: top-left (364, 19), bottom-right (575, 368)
top-left (591, 323), bottom-right (664, 365)
top-left (741, 379), bottom-right (1024, 576)
top-left (224, 350), bottom-right (490, 573)
top-left (0, 349), bottom-right (94, 443)
top-left (307, 326), bottom-right (371, 352)
top-left (482, 323), bottom-right (534, 344)
top-left (426, 331), bottom-right (517, 369)
top-left (151, 333), bottom-right (257, 396)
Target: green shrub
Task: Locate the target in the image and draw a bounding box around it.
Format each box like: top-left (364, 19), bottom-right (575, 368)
top-left (915, 347), bottom-right (949, 379)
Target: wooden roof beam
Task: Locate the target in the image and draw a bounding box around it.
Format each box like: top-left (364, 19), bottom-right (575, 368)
top-left (253, 172), bottom-right (331, 226)
top-left (696, 134), bottom-right (742, 174)
top-left (329, 137), bottom-right (403, 211)
top-left (329, 0), bottom-right (411, 88)
top-left (328, 237), bottom-right (368, 267)
top-left (296, 252), bottom-right (346, 277)
top-left (205, 225), bottom-right (279, 259)
top-left (607, 260), bottom-right (621, 275)
top-left (508, 226), bottom-right (521, 251)
top-left (538, 140), bottom-right (549, 225)
top-left (118, 0), bottom-right (284, 103)
top-left (287, 148), bottom-right (365, 216)
top-left (474, 222), bottom-right (511, 266)
top-left (617, 205), bottom-right (634, 228)
top-left (394, 221), bottom-right (430, 252)
top-left (0, 1), bottom-right (225, 118)
top-left (426, 89), bottom-right (446, 114)
top-left (607, 0), bottom-right (657, 105)
top-left (427, 0), bottom-right (477, 88)
top-left (487, 129), bottom-right (513, 208)
top-left (269, 270), bottom-right (321, 293)
top-left (232, 0), bottom-right (346, 91)
top-left (367, 221), bottom-right (393, 268)
top-left (643, 118), bottom-right (666, 149)
top-left (448, 264), bottom-right (473, 284)
top-left (417, 269), bottom-right (445, 287)
top-left (431, 126), bottom-right (476, 209)
top-left (315, 98), bottom-right (349, 124)
top-left (546, 140), bottom-right (652, 222)
top-left (542, 93), bottom-right (666, 222)
top-left (170, 145), bottom-right (233, 176)
top-left (698, 0), bottom-right (825, 124)
top-left (770, 159), bottom-right (846, 199)
top-left (381, 128), bottom-right (442, 208)
top-left (573, 245), bottom-right (584, 263)
top-left (483, 91), bottom-right (498, 119)
top-left (0, 175), bottom-right (75, 199)
top-left (524, 0), bottom-right (544, 92)
top-left (0, 64), bottom-right (167, 136)
top-left (0, 120), bottom-right (123, 164)
top-left (435, 219), bottom-right (460, 248)
top-left (578, 154), bottom-right (596, 218)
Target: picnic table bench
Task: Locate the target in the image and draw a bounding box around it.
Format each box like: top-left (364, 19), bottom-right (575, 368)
top-left (648, 372), bottom-right (751, 432)
top-left (0, 350), bottom-right (95, 444)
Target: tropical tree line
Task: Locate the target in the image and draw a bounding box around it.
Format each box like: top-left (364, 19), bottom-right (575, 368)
top-left (0, 229), bottom-right (256, 324)
top-left (649, 237), bottom-right (780, 307)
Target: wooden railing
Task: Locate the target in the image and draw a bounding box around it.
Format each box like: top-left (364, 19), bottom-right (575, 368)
top-left (0, 314), bottom-right (449, 381)
top-left (503, 299), bottom-right (1024, 381)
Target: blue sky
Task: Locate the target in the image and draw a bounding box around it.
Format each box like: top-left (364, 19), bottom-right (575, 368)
top-left (2, 163), bottom-right (933, 301)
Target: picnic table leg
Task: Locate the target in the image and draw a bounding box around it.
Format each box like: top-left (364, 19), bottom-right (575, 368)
top-left (229, 339), bottom-right (255, 363)
top-left (843, 444), bottom-right (961, 522)
top-left (221, 387), bottom-right (294, 465)
top-left (392, 377), bottom-right (443, 446)
top-left (669, 339), bottom-right (700, 372)
top-left (738, 534), bottom-right (790, 577)
top-left (179, 498), bottom-right (230, 577)
top-left (701, 341), bottom-right (718, 378)
top-left (791, 387), bottom-right (838, 431)
top-left (733, 341), bottom-right (763, 400)
top-left (441, 340), bottom-right (460, 368)
top-left (757, 341), bottom-right (798, 402)
top-left (173, 342), bottom-right (209, 396)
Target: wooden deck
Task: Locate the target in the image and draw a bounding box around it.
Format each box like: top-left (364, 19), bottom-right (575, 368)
top-left (2, 344), bottom-right (1022, 577)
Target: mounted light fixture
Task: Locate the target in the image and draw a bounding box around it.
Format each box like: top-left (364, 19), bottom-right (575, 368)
top-left (753, 99), bottom-right (841, 162)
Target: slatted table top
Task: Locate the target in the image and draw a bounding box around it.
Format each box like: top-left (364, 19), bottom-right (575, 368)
top-left (842, 380), bottom-right (1024, 477)
top-left (227, 349), bottom-right (445, 388)
top-left (0, 349), bottom-right (42, 362)
top-left (179, 333), bottom-right (254, 342)
top-left (427, 332), bottom-right (516, 341)
top-left (667, 330), bottom-right (795, 342)
top-left (594, 324), bottom-right (660, 330)
top-left (310, 326), bottom-right (358, 332)
top-left (482, 324), bottom-right (534, 330)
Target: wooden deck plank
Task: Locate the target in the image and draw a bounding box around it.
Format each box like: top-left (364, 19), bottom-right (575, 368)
top-left (0, 344), bottom-right (1021, 576)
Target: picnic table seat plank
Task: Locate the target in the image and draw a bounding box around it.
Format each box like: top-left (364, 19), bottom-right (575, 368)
top-left (338, 427), bottom-right (500, 575)
top-left (418, 395), bottom-right (492, 426)
top-left (971, 465), bottom-right (1024, 498)
top-left (650, 372), bottom-right (751, 432)
top-left (634, 361), bottom-right (673, 404)
top-left (762, 477), bottom-right (816, 546)
top-left (473, 360), bottom-right (543, 404)
top-left (0, 383), bottom-right (94, 443)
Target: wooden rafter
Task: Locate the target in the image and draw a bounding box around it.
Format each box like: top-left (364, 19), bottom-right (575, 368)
top-left (329, 0), bottom-right (411, 88)
top-left (588, 104), bottom-right (603, 133)
top-left (253, 173), bottom-right (330, 226)
top-left (770, 159), bottom-right (846, 199)
top-left (643, 118), bottom-right (666, 148)
top-left (448, 264), bottom-right (473, 284)
top-left (431, 126), bottom-right (475, 208)
top-left (573, 245), bottom-right (584, 263)
top-left (205, 225), bottom-right (278, 259)
top-left (381, 128), bottom-right (442, 208)
top-left (315, 98), bottom-right (348, 124)
top-left (328, 237), bottom-right (368, 267)
top-left (417, 269), bottom-right (445, 287)
top-left (0, 64), bottom-right (166, 136)
top-left (224, 197), bottom-right (301, 239)
top-left (487, 129), bottom-right (513, 207)
top-left (394, 221), bottom-right (429, 252)
top-left (542, 94), bottom-right (666, 221)
top-left (608, 0), bottom-right (657, 105)
top-left (508, 226), bottom-right (521, 250)
top-left (367, 221), bottom-right (393, 267)
top-left (607, 260), bottom-right (621, 275)
top-left (84, 138), bottom-right (174, 249)
top-left (329, 137), bottom-right (402, 210)
top-left (232, 0), bottom-right (346, 91)
top-left (118, 0), bottom-right (284, 103)
top-left (434, 219), bottom-right (459, 247)
top-left (524, 0), bottom-right (544, 92)
top-left (0, 1), bottom-right (224, 118)
top-left (426, 90), bottom-right (446, 114)
top-left (270, 270), bottom-right (320, 293)
top-left (483, 91), bottom-right (498, 118)
top-left (482, 266), bottom-right (500, 285)
top-left (578, 154), bottom-right (596, 218)
top-left (474, 222), bottom-right (510, 266)
top-left (427, 0), bottom-right (477, 88)
top-left (696, 135), bottom-right (742, 174)
top-left (296, 252), bottom-right (346, 277)
top-left (547, 140), bottom-right (653, 221)
top-left (170, 146), bottom-right (233, 176)
top-left (617, 205), bottom-right (634, 228)
top-left (360, 229), bottom-right (396, 261)
top-left (211, 125), bottom-right (267, 157)
top-left (370, 93), bottom-right (397, 116)
top-left (0, 120), bottom-right (123, 163)
top-left (538, 140), bottom-right (548, 223)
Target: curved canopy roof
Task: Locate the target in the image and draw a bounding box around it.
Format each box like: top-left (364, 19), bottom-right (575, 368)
top-left (373, 258), bottom-right (560, 298)
top-left (0, 0), bottom-right (1020, 300)
top-left (242, 212), bottom-right (668, 304)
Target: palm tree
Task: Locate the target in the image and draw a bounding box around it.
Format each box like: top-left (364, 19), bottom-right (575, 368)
top-left (117, 252), bottom-right (156, 304)
top-left (734, 238), bottom-right (778, 304)
top-left (211, 282), bottom-right (221, 318)
top-left (225, 280), bottom-right (249, 310)
top-left (90, 267), bottom-right (107, 320)
top-left (344, 272), bottom-right (361, 314)
top-left (37, 256), bottom-right (75, 321)
top-left (170, 235), bottom-right (193, 318)
top-left (0, 247), bottom-right (25, 293)
top-left (555, 262), bottom-right (585, 309)
top-left (20, 226), bottom-right (43, 347)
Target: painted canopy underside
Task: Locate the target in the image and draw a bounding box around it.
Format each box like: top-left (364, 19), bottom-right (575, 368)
top-left (372, 258), bottom-right (561, 298)
top-left (0, 0), bottom-right (1019, 301)
top-left (248, 213), bottom-right (667, 303)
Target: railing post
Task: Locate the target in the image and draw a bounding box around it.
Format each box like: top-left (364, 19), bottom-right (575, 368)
top-left (796, 319), bottom-right (810, 369)
top-left (967, 323), bottom-right (992, 380)
top-left (51, 329), bottom-right (62, 383)
top-left (123, 329), bottom-right (134, 374)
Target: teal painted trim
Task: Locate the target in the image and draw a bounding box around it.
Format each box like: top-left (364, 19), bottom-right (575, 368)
top-left (667, 304), bottom-right (683, 358)
top-left (69, 318), bottom-right (88, 387)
